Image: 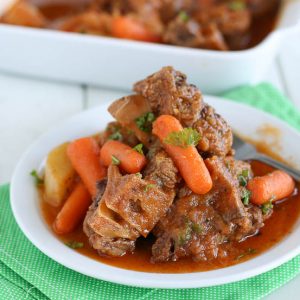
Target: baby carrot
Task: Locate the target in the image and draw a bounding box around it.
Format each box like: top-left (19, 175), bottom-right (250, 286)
top-left (152, 115), bottom-right (212, 194)
top-left (247, 170), bottom-right (295, 205)
top-left (67, 137), bottom-right (106, 197)
top-left (100, 140), bottom-right (147, 174)
top-left (111, 16), bottom-right (161, 42)
top-left (53, 182), bottom-right (91, 235)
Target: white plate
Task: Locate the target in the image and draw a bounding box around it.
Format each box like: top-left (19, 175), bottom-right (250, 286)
top-left (10, 96), bottom-right (300, 289)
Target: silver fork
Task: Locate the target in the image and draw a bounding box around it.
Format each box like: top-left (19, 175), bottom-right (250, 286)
top-left (233, 134), bottom-right (300, 181)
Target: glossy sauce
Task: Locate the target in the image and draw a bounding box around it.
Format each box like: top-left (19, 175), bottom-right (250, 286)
top-left (40, 146), bottom-right (300, 273)
top-left (247, 2), bottom-right (281, 49)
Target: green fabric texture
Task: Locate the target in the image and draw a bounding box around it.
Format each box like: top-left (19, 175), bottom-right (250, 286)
top-left (1, 83), bottom-right (300, 300)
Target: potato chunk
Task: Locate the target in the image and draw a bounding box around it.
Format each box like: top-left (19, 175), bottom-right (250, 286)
top-left (44, 142), bottom-right (75, 207)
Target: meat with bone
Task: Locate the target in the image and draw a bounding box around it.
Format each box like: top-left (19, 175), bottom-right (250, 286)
top-left (84, 149), bottom-right (179, 256)
top-left (103, 165), bottom-right (175, 237)
top-left (134, 66), bottom-right (203, 127)
top-left (83, 180), bottom-right (137, 256)
top-left (152, 157), bottom-right (265, 262)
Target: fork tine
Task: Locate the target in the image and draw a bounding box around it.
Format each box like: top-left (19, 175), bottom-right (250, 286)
top-left (232, 134), bottom-right (245, 149)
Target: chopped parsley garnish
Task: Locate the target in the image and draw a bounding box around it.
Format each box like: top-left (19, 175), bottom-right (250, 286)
top-left (144, 183), bottom-right (156, 192)
top-left (261, 200), bottom-right (274, 215)
top-left (135, 172), bottom-right (142, 178)
top-left (111, 155), bottom-right (120, 165)
top-left (228, 1), bottom-right (246, 11)
top-left (177, 236), bottom-right (184, 247)
top-left (30, 170), bottom-right (44, 186)
top-left (164, 128), bottom-right (201, 148)
top-left (133, 143), bottom-right (144, 155)
top-left (191, 223), bottom-right (203, 234)
top-left (177, 218), bottom-right (193, 247)
top-left (236, 248), bottom-right (257, 260)
top-left (177, 228), bottom-right (192, 247)
top-left (238, 169), bottom-right (250, 187)
top-left (107, 124), bottom-right (122, 141)
top-left (241, 189), bottom-right (251, 206)
top-left (178, 10), bottom-right (189, 22)
top-left (109, 131), bottom-right (122, 141)
top-left (135, 112), bottom-right (156, 132)
top-left (65, 241), bottom-right (84, 249)
top-left (106, 122), bottom-right (123, 141)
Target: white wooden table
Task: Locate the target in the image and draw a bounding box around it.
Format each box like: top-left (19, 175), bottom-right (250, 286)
top-left (0, 37), bottom-right (299, 299)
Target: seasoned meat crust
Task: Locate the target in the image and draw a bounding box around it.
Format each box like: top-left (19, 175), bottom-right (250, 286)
top-left (84, 180), bottom-right (137, 257)
top-left (152, 157), bottom-right (264, 262)
top-left (104, 165), bottom-right (175, 237)
top-left (164, 18), bottom-right (228, 50)
top-left (134, 66), bottom-right (203, 127)
top-left (194, 103), bottom-right (233, 157)
top-left (84, 149), bottom-right (179, 256)
top-left (143, 149), bottom-right (180, 190)
top-left (82, 66), bottom-right (275, 264)
top-left (196, 4), bottom-right (251, 36)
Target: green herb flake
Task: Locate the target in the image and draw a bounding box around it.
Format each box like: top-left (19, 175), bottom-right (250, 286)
top-left (65, 241), bottom-right (84, 249)
top-left (228, 1), bottom-right (246, 11)
top-left (30, 169), bottom-right (44, 186)
top-left (176, 217), bottom-right (195, 247)
top-left (107, 124), bottom-right (122, 141)
top-left (191, 223), bottom-right (203, 234)
top-left (261, 200), bottom-right (274, 215)
top-left (133, 143), bottom-right (144, 155)
top-left (109, 131), bottom-right (122, 141)
top-left (135, 112), bottom-right (156, 133)
top-left (242, 189), bottom-right (251, 206)
top-left (185, 226), bottom-right (192, 242)
top-left (135, 172), bottom-right (142, 178)
top-left (177, 235), bottom-right (186, 247)
top-left (178, 10), bottom-right (189, 22)
top-left (144, 183), bottom-right (156, 192)
top-left (241, 169), bottom-right (249, 178)
top-left (177, 223), bottom-right (193, 247)
top-left (111, 155), bottom-right (121, 165)
top-left (236, 248), bottom-right (257, 260)
top-left (126, 128), bottom-right (134, 135)
top-left (164, 128), bottom-right (201, 148)
top-left (225, 161), bottom-right (231, 170)
top-left (238, 169), bottom-right (250, 187)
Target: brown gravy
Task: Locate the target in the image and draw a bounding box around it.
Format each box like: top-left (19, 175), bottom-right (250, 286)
top-left (40, 146), bottom-right (300, 273)
top-left (10, 0), bottom-right (281, 50)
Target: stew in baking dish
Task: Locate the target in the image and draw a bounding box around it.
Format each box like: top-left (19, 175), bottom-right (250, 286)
top-left (1, 0), bottom-right (281, 50)
top-left (33, 67), bottom-right (300, 273)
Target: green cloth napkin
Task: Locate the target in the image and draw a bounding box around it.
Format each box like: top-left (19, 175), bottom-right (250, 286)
top-left (1, 83), bottom-right (300, 300)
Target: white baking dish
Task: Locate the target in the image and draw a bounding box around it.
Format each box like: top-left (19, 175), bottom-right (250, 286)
top-left (0, 0), bottom-right (300, 93)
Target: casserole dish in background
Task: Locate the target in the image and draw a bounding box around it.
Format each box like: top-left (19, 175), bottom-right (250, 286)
top-left (0, 0), bottom-right (300, 94)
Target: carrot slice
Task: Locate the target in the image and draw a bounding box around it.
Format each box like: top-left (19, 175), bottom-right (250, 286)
top-left (152, 115), bottom-right (212, 194)
top-left (53, 182), bottom-right (91, 235)
top-left (67, 137), bottom-right (106, 197)
top-left (100, 140), bottom-right (147, 174)
top-left (247, 170), bottom-right (295, 205)
top-left (111, 16), bottom-right (161, 42)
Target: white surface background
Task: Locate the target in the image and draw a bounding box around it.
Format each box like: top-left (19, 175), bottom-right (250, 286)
top-left (0, 34), bottom-right (299, 299)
